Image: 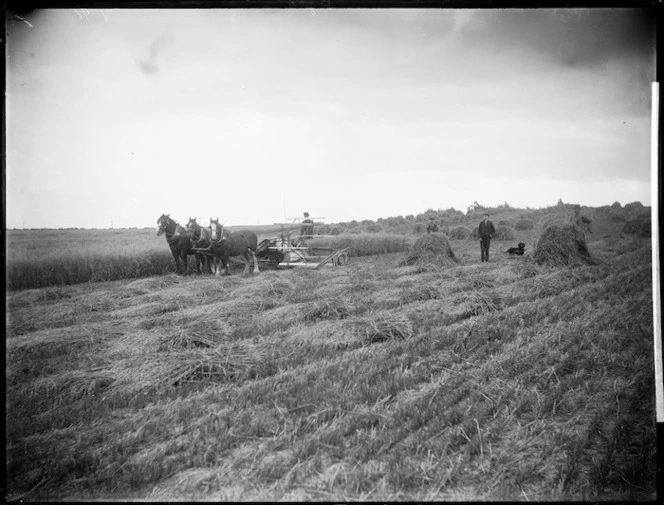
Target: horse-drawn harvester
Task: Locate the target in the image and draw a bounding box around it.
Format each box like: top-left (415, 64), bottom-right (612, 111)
top-left (187, 220), bottom-right (349, 273)
top-left (254, 233), bottom-right (350, 270)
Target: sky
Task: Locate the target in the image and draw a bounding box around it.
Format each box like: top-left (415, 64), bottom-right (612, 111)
top-left (5, 8), bottom-right (656, 229)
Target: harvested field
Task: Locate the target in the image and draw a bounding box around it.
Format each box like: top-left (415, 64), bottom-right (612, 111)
top-left (5, 229), bottom-right (656, 502)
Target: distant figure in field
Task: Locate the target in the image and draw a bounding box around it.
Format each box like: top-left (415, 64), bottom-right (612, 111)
top-left (426, 216), bottom-right (439, 234)
top-left (570, 207), bottom-right (593, 233)
top-left (478, 212), bottom-right (496, 262)
top-left (300, 212), bottom-right (314, 242)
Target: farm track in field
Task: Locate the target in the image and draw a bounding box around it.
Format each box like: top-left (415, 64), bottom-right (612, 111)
top-left (5, 234), bottom-right (656, 501)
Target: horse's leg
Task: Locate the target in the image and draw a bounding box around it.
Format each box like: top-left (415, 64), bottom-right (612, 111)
top-left (171, 249), bottom-right (181, 274)
top-left (181, 252), bottom-right (188, 275)
top-left (242, 253), bottom-right (251, 274)
top-left (194, 254), bottom-right (202, 275)
top-left (251, 250), bottom-right (260, 274)
top-left (223, 258), bottom-right (231, 276)
top-left (214, 256), bottom-right (222, 277)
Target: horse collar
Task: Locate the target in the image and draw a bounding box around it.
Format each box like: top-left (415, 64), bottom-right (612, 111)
top-left (166, 223), bottom-right (183, 245)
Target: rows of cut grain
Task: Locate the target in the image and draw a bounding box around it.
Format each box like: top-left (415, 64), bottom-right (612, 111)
top-left (5, 232), bottom-right (655, 501)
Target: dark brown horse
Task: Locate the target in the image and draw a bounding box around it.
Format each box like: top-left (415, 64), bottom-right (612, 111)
top-left (209, 218), bottom-right (260, 276)
top-left (186, 217), bottom-right (214, 274)
top-left (156, 214), bottom-right (203, 275)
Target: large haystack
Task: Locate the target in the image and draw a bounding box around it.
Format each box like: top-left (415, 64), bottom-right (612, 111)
top-left (402, 233), bottom-right (460, 267)
top-left (534, 224), bottom-right (596, 266)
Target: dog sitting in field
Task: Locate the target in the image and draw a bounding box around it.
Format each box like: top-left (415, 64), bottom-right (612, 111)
top-left (506, 242), bottom-right (526, 256)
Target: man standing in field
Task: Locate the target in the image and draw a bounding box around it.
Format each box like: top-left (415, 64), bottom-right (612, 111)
top-left (570, 206), bottom-right (593, 234)
top-left (300, 212), bottom-right (314, 242)
top-left (479, 212), bottom-right (496, 262)
top-left (426, 216), bottom-right (439, 234)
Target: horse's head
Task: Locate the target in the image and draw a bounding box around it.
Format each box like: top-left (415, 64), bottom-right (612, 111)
top-left (186, 217), bottom-right (199, 231)
top-left (186, 217), bottom-right (201, 240)
top-left (157, 213), bottom-right (172, 236)
top-left (210, 217), bottom-right (224, 241)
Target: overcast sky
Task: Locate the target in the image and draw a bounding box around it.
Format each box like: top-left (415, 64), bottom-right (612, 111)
top-left (5, 8), bottom-right (655, 229)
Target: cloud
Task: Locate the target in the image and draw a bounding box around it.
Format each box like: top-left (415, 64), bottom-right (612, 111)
top-left (137, 33), bottom-right (173, 75)
top-left (5, 9), bottom-right (653, 229)
top-left (458, 9), bottom-right (654, 70)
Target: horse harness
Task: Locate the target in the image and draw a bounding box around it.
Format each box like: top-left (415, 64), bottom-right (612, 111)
top-left (190, 225), bottom-right (212, 248)
top-left (165, 223), bottom-right (186, 246)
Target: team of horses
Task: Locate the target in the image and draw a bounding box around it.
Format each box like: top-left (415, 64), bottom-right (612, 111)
top-left (157, 214), bottom-right (260, 276)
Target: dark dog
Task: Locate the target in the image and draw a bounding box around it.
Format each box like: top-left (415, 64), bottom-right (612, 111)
top-left (506, 242), bottom-right (526, 256)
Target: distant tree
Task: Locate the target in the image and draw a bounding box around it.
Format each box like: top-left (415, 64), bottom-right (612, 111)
top-left (468, 201), bottom-right (484, 213)
top-left (557, 198), bottom-right (564, 206)
top-left (624, 201), bottom-right (644, 213)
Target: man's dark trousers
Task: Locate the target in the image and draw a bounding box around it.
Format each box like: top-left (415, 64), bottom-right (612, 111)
top-left (480, 236), bottom-right (491, 262)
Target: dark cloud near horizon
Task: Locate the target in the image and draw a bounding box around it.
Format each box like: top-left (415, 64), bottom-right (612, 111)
top-left (460, 9), bottom-right (654, 70)
top-left (455, 9), bottom-right (655, 117)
